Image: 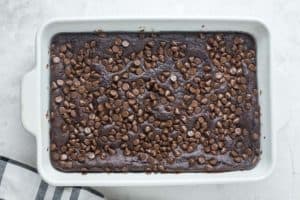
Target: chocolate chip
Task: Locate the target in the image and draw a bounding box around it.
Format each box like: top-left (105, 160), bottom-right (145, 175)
top-left (60, 45), bottom-right (67, 52)
top-left (158, 165), bottom-right (165, 171)
top-left (70, 110), bottom-right (77, 117)
top-left (52, 56), bottom-right (60, 63)
top-left (84, 127), bottom-right (91, 134)
top-left (170, 74), bottom-right (177, 82)
top-left (209, 158), bottom-right (218, 166)
top-left (187, 145), bottom-right (194, 153)
top-left (56, 79), bottom-right (64, 86)
top-left (113, 75), bottom-right (120, 82)
top-left (211, 143), bottom-right (218, 151)
top-left (60, 154), bottom-right (68, 161)
top-left (109, 90), bottom-right (118, 97)
top-left (133, 139), bottom-right (140, 145)
top-left (133, 59), bottom-right (141, 66)
top-left (87, 152), bottom-right (95, 160)
top-left (201, 98), bottom-right (208, 104)
top-left (252, 133), bottom-right (260, 141)
top-left (50, 143), bottom-right (57, 151)
top-left (122, 40), bottom-right (130, 47)
top-left (203, 65), bottom-right (211, 72)
top-left (248, 64), bottom-right (256, 71)
top-left (231, 150), bottom-right (238, 157)
top-left (198, 156), bottom-right (206, 164)
top-left (230, 67), bottom-right (237, 75)
top-left (187, 130), bottom-right (194, 137)
top-left (235, 128), bottom-right (242, 135)
top-left (234, 157), bottom-right (242, 163)
top-left (55, 96), bottom-right (63, 103)
top-left (144, 126), bottom-right (151, 133)
top-left (215, 72), bottom-right (223, 79)
top-left (121, 135), bottom-right (129, 141)
top-left (112, 45), bottom-right (120, 53)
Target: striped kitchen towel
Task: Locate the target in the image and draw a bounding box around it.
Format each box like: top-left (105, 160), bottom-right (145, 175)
top-left (0, 156), bottom-right (105, 200)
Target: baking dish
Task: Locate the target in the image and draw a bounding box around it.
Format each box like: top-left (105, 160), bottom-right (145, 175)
top-left (21, 18), bottom-right (274, 186)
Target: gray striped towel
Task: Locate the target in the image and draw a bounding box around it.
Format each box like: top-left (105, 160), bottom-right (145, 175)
top-left (0, 156), bottom-right (105, 200)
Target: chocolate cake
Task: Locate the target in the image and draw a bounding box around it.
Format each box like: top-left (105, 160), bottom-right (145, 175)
top-left (49, 32), bottom-right (260, 172)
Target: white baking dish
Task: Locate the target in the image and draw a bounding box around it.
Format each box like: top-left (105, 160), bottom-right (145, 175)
top-left (21, 18), bottom-right (274, 186)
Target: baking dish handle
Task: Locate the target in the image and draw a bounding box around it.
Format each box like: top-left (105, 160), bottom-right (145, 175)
top-left (21, 69), bottom-right (39, 136)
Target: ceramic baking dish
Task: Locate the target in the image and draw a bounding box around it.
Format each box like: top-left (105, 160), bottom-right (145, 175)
top-left (21, 18), bottom-right (274, 186)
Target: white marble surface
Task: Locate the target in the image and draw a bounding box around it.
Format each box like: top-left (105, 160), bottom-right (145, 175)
top-left (0, 0), bottom-right (299, 199)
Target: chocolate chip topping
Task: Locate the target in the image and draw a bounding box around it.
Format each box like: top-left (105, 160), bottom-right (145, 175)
top-left (49, 32), bottom-right (260, 173)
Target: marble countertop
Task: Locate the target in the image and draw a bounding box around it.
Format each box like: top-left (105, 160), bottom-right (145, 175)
top-left (0, 0), bottom-right (299, 199)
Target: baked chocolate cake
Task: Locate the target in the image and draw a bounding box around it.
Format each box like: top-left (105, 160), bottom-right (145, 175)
top-left (49, 32), bottom-right (260, 172)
